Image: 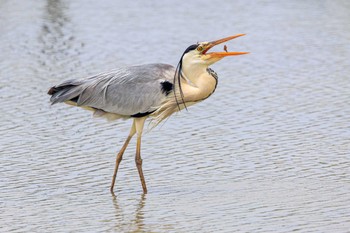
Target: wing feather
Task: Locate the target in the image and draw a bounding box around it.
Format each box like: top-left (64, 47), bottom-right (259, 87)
top-left (49, 63), bottom-right (175, 117)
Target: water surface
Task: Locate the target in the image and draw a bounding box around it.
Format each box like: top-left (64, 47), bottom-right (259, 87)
top-left (1, 0), bottom-right (350, 232)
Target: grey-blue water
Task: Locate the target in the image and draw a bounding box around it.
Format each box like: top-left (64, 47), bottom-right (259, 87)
top-left (1, 0), bottom-right (350, 232)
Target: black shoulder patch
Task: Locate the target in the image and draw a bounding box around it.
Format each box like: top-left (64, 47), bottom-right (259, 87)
top-left (160, 81), bottom-right (173, 96)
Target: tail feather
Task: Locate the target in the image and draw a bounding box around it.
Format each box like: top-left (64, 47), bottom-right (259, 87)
top-left (48, 79), bottom-right (85, 105)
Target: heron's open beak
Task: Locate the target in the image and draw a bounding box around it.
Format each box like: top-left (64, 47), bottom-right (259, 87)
top-left (203, 34), bottom-right (248, 58)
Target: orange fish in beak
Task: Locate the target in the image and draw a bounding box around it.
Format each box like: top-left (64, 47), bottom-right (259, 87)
top-left (202, 34), bottom-right (248, 58)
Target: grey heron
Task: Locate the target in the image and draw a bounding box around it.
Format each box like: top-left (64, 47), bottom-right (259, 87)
top-left (48, 34), bottom-right (248, 194)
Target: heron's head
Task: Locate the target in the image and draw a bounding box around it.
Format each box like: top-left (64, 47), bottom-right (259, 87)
top-left (181, 34), bottom-right (248, 68)
top-left (173, 34), bottom-right (248, 111)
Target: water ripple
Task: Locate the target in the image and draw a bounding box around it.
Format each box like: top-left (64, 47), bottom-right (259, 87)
top-left (1, 0), bottom-right (350, 232)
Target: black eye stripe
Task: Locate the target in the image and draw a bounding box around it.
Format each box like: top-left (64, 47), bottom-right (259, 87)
top-left (183, 44), bottom-right (198, 54)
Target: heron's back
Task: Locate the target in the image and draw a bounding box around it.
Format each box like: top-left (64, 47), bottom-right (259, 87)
top-left (48, 63), bottom-right (176, 118)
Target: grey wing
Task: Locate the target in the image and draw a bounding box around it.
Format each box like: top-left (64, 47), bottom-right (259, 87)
top-left (49, 63), bottom-right (175, 116)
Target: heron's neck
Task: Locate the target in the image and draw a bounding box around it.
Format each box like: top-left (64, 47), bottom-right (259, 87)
top-left (180, 64), bottom-right (217, 102)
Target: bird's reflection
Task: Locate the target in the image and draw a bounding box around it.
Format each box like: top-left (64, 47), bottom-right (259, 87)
top-left (38, 0), bottom-right (81, 73)
top-left (111, 192), bottom-right (146, 232)
top-left (43, 0), bottom-right (68, 36)
top-left (133, 193), bottom-right (146, 231)
top-left (40, 0), bottom-right (69, 56)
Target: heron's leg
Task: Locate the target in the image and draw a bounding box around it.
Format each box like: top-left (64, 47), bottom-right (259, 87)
top-left (110, 121), bottom-right (136, 192)
top-left (134, 117), bottom-right (148, 194)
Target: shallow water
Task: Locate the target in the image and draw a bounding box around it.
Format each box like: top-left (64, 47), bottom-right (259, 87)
top-left (1, 0), bottom-right (350, 232)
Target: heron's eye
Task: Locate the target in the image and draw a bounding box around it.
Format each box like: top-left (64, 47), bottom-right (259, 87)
top-left (197, 46), bottom-right (203, 52)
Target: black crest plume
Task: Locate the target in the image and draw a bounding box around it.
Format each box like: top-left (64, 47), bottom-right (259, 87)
top-left (173, 44), bottom-right (198, 111)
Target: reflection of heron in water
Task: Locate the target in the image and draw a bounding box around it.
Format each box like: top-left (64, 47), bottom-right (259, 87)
top-left (111, 193), bottom-right (146, 232)
top-left (48, 34), bottom-right (248, 193)
top-left (39, 0), bottom-right (81, 70)
top-left (40, 0), bottom-right (69, 54)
